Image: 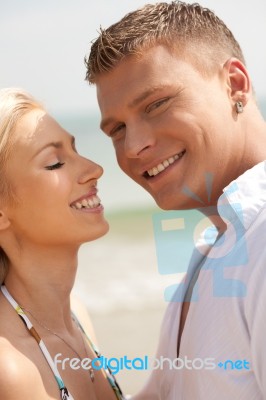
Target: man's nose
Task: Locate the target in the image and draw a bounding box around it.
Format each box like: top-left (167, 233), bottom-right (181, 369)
top-left (124, 122), bottom-right (155, 158)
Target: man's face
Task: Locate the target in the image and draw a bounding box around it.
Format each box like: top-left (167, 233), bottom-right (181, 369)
top-left (96, 45), bottom-right (243, 210)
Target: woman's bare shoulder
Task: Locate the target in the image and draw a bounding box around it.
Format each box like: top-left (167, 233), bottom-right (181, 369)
top-left (0, 338), bottom-right (49, 400)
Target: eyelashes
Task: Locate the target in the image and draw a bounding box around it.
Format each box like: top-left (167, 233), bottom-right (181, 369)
top-left (45, 162), bottom-right (65, 170)
top-left (145, 97), bottom-right (170, 113)
top-left (109, 123), bottom-right (125, 137)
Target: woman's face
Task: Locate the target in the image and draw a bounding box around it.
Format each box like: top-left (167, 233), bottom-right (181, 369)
top-left (4, 109), bottom-right (109, 248)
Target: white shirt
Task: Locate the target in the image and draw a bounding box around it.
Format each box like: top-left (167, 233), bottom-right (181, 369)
top-left (133, 161), bottom-right (266, 400)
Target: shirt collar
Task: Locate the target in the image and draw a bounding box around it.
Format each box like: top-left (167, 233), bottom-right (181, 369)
top-left (217, 160), bottom-right (266, 230)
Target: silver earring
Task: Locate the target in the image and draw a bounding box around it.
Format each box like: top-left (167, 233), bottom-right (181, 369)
top-left (235, 101), bottom-right (244, 114)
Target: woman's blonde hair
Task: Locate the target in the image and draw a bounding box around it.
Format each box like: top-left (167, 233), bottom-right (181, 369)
top-left (0, 88), bottom-right (43, 284)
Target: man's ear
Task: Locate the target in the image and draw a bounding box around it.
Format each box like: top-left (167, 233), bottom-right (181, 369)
top-left (0, 210), bottom-right (10, 231)
top-left (223, 58), bottom-right (251, 106)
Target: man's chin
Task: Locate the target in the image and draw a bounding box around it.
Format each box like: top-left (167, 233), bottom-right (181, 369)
top-left (153, 192), bottom-right (202, 211)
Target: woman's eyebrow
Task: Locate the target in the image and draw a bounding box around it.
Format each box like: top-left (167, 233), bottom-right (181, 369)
top-left (32, 135), bottom-right (75, 159)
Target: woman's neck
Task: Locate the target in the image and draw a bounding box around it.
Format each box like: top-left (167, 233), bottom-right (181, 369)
top-left (3, 246), bottom-right (80, 334)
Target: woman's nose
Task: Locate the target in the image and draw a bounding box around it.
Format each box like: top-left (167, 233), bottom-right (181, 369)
top-left (78, 157), bottom-right (104, 184)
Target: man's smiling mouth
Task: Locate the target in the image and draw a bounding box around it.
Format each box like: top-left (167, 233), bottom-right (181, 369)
top-left (143, 150), bottom-right (186, 178)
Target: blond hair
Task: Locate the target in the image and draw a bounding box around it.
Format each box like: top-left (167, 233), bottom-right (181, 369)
top-left (85, 1), bottom-right (245, 82)
top-left (0, 88), bottom-right (43, 284)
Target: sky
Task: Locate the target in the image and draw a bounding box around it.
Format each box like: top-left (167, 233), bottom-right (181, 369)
top-left (0, 0), bottom-right (266, 116)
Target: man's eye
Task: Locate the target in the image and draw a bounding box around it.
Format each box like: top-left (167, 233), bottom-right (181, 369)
top-left (45, 162), bottom-right (65, 170)
top-left (146, 98), bottom-right (169, 113)
top-left (109, 123), bottom-right (126, 138)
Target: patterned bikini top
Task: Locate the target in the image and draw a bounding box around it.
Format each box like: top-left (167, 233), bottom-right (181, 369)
top-left (1, 285), bottom-right (125, 400)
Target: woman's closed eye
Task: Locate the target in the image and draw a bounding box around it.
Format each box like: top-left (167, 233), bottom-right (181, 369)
top-left (45, 162), bottom-right (65, 170)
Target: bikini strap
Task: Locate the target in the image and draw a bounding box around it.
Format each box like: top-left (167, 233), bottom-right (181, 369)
top-left (1, 285), bottom-right (74, 400)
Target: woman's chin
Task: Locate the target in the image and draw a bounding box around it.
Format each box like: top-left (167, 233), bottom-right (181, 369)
top-left (85, 220), bottom-right (110, 243)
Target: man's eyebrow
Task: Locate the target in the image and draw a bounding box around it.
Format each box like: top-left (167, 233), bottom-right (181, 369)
top-left (128, 85), bottom-right (167, 108)
top-left (32, 135), bottom-right (75, 158)
top-left (100, 85), bottom-right (168, 132)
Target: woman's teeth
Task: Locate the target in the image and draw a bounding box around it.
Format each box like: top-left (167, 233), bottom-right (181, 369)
top-left (147, 150), bottom-right (185, 177)
top-left (71, 195), bottom-right (101, 210)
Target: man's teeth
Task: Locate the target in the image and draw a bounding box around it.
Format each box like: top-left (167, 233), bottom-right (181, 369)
top-left (147, 151), bottom-right (185, 177)
top-left (71, 195), bottom-right (101, 210)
